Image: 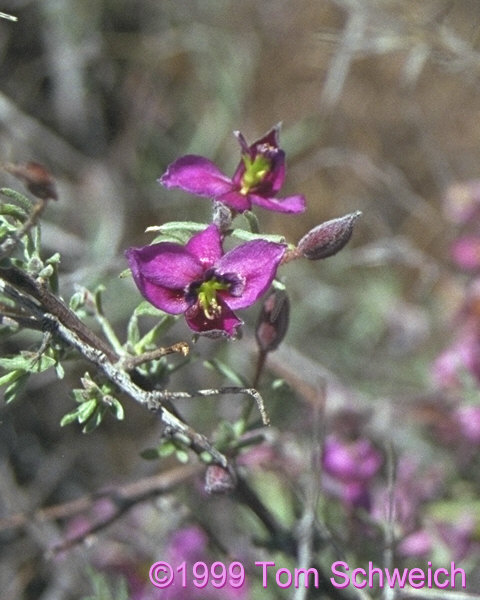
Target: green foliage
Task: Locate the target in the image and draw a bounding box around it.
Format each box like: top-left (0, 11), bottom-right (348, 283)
top-left (203, 357), bottom-right (248, 386)
top-left (60, 372), bottom-right (124, 432)
top-left (141, 439), bottom-right (190, 464)
top-left (80, 568), bottom-right (129, 600)
top-left (0, 352), bottom-right (58, 403)
top-left (148, 219), bottom-right (290, 246)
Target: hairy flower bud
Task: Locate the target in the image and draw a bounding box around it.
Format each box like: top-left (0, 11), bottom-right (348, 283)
top-left (297, 211), bottom-right (362, 260)
top-left (255, 288), bottom-right (289, 353)
top-left (205, 464), bottom-right (237, 494)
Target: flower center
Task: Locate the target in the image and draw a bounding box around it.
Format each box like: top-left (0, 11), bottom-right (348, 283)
top-left (196, 278), bottom-right (230, 319)
top-left (240, 151), bottom-right (272, 195)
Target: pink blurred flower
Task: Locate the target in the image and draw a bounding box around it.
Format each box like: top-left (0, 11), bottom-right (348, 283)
top-left (432, 331), bottom-right (480, 387)
top-left (451, 236), bottom-right (480, 270)
top-left (371, 457), bottom-right (444, 534)
top-left (322, 435), bottom-right (383, 510)
top-left (455, 405), bottom-right (480, 444)
top-left (397, 529), bottom-right (432, 558)
top-left (161, 525), bottom-right (249, 600)
top-left (323, 436), bottom-right (383, 482)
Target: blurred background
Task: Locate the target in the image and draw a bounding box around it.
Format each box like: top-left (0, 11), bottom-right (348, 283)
top-left (1, 1), bottom-right (480, 598)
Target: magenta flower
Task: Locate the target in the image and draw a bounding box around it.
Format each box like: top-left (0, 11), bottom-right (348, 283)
top-left (321, 435), bottom-right (382, 510)
top-left (159, 124), bottom-right (306, 214)
top-left (126, 224), bottom-right (286, 336)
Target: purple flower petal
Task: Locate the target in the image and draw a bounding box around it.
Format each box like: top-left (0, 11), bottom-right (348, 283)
top-left (233, 130), bottom-right (250, 155)
top-left (234, 123), bottom-right (281, 157)
top-left (138, 281), bottom-right (190, 314)
top-left (253, 123), bottom-right (281, 149)
top-left (159, 155), bottom-right (233, 198)
top-left (217, 190), bottom-right (252, 212)
top-left (126, 244), bottom-right (203, 288)
top-left (248, 193), bottom-right (306, 214)
top-left (185, 297), bottom-right (242, 336)
top-left (185, 224), bottom-right (223, 267)
top-left (217, 240), bottom-right (286, 309)
top-left (126, 245), bottom-right (198, 313)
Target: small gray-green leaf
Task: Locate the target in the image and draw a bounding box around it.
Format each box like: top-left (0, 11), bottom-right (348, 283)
top-left (0, 368), bottom-right (24, 388)
top-left (4, 372), bottom-right (29, 403)
top-left (105, 396), bottom-right (124, 421)
top-left (0, 353), bottom-right (56, 374)
top-left (0, 202), bottom-right (28, 220)
top-left (82, 406), bottom-right (106, 433)
top-left (133, 301), bottom-right (168, 317)
top-left (175, 449), bottom-right (190, 463)
top-left (158, 441), bottom-right (177, 457)
top-left (77, 399), bottom-right (99, 424)
top-left (0, 188), bottom-right (33, 211)
top-left (60, 409), bottom-right (82, 427)
top-left (230, 229), bottom-right (287, 245)
top-left (140, 447), bottom-right (162, 460)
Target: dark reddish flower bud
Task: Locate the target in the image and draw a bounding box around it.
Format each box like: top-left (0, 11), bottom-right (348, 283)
top-left (297, 211), bottom-right (361, 260)
top-left (205, 464), bottom-right (237, 494)
top-left (255, 288), bottom-right (289, 353)
top-left (4, 161), bottom-right (58, 201)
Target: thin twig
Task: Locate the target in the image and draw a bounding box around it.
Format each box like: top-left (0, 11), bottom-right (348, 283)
top-left (0, 464), bottom-right (200, 534)
top-left (160, 385), bottom-right (270, 426)
top-left (119, 341), bottom-right (189, 370)
top-left (46, 464), bottom-right (201, 557)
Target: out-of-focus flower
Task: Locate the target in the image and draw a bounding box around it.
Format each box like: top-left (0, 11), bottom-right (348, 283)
top-left (433, 279), bottom-right (480, 387)
top-left (167, 526), bottom-right (208, 565)
top-left (159, 124), bottom-right (306, 214)
top-left (397, 517), bottom-right (476, 561)
top-left (371, 457), bottom-right (445, 557)
top-left (322, 434), bottom-right (383, 510)
top-left (126, 224), bottom-right (285, 337)
top-left (436, 517), bottom-right (476, 561)
top-left (397, 529), bottom-right (432, 558)
top-left (451, 236), bottom-right (480, 270)
top-left (455, 405), bottom-right (480, 444)
top-left (323, 436), bottom-right (382, 482)
top-left (432, 331), bottom-right (480, 388)
top-left (162, 525), bottom-right (249, 600)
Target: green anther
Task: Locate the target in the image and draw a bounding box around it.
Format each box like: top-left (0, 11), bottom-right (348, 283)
top-left (197, 278), bottom-right (230, 319)
top-left (240, 153), bottom-right (271, 195)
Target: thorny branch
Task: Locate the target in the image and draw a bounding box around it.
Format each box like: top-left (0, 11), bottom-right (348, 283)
top-left (0, 265), bottom-right (266, 466)
top-left (0, 167), bottom-right (269, 466)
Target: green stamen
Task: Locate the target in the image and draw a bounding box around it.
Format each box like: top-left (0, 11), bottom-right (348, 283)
top-left (197, 278), bottom-right (230, 319)
top-left (240, 153), bottom-right (271, 195)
